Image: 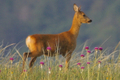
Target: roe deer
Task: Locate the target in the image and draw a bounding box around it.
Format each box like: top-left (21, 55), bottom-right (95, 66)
top-left (22, 3), bottom-right (92, 71)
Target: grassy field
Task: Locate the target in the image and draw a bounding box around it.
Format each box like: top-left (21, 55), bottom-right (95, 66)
top-left (0, 43), bottom-right (120, 80)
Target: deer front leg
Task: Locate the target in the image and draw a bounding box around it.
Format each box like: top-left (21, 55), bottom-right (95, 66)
top-left (28, 57), bottom-right (37, 72)
top-left (22, 52), bottom-right (29, 72)
top-left (65, 53), bottom-right (71, 70)
top-left (29, 57), bottom-right (37, 68)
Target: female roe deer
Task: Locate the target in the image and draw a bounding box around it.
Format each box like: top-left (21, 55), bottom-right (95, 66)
top-left (22, 4), bottom-right (92, 71)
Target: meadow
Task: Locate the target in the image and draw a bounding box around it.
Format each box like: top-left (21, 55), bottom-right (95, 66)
top-left (0, 42), bottom-right (120, 80)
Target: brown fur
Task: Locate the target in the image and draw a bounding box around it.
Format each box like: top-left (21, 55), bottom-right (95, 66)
top-left (22, 4), bottom-right (92, 71)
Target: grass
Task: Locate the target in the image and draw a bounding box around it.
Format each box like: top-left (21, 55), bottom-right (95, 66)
top-left (0, 42), bottom-right (120, 80)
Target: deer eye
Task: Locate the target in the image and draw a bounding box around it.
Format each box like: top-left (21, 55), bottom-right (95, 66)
top-left (83, 14), bottom-right (86, 17)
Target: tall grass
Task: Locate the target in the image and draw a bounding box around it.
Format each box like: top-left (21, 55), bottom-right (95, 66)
top-left (0, 42), bottom-right (120, 80)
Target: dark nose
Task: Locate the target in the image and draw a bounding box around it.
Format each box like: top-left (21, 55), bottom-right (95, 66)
top-left (88, 20), bottom-right (92, 22)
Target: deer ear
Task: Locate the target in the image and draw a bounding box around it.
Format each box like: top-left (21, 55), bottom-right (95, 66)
top-left (73, 3), bottom-right (78, 12)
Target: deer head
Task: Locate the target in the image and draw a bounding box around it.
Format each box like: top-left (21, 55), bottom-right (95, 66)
top-left (73, 4), bottom-right (92, 24)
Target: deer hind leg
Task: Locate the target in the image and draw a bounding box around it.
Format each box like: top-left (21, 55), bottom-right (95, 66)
top-left (65, 53), bottom-right (72, 70)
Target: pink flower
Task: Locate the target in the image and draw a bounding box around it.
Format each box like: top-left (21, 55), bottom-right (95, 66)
top-left (98, 61), bottom-right (101, 64)
top-left (80, 54), bottom-right (85, 57)
top-left (48, 67), bottom-right (51, 74)
top-left (24, 70), bottom-right (27, 72)
top-left (59, 65), bottom-right (63, 70)
top-left (87, 50), bottom-right (91, 54)
top-left (40, 62), bottom-right (44, 65)
top-left (87, 62), bottom-right (90, 64)
top-left (10, 58), bottom-right (14, 61)
top-left (77, 63), bottom-right (81, 66)
top-left (94, 47), bottom-right (98, 50)
top-left (85, 46), bottom-right (89, 50)
top-left (81, 67), bottom-right (85, 69)
top-left (99, 47), bottom-right (103, 51)
top-left (47, 47), bottom-right (51, 51)
top-left (59, 65), bottom-right (63, 67)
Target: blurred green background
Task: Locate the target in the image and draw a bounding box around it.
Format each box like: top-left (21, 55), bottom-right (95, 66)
top-left (0, 0), bottom-right (120, 50)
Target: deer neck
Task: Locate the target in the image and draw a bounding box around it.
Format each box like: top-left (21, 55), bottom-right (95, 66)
top-left (69, 14), bottom-right (82, 38)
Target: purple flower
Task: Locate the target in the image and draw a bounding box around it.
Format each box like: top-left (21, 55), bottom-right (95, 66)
top-left (99, 47), bottom-right (103, 51)
top-left (87, 50), bottom-right (91, 54)
top-left (94, 47), bottom-right (98, 50)
top-left (59, 65), bottom-right (63, 70)
top-left (24, 70), bottom-right (27, 72)
top-left (80, 54), bottom-right (85, 57)
top-left (77, 63), bottom-right (81, 65)
top-left (0, 70), bottom-right (1, 72)
top-left (47, 47), bottom-right (51, 51)
top-left (40, 62), bottom-right (44, 65)
top-left (48, 67), bottom-right (51, 74)
top-left (59, 65), bottom-right (63, 67)
top-left (81, 67), bottom-right (85, 69)
top-left (98, 61), bottom-right (101, 64)
top-left (85, 46), bottom-right (89, 50)
top-left (49, 67), bottom-right (51, 70)
top-left (10, 58), bottom-right (14, 61)
top-left (87, 62), bottom-right (90, 64)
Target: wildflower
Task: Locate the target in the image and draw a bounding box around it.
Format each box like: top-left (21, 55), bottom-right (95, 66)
top-left (99, 47), bottom-right (103, 51)
top-left (48, 67), bottom-right (51, 74)
top-left (81, 67), bottom-right (85, 73)
top-left (87, 50), bottom-right (91, 54)
top-left (80, 54), bottom-right (85, 57)
top-left (81, 67), bottom-right (85, 69)
top-left (11, 71), bottom-right (13, 74)
top-left (24, 70), bottom-right (27, 72)
top-left (0, 70), bottom-right (1, 72)
top-left (98, 61), bottom-right (101, 69)
top-left (59, 65), bottom-right (63, 70)
top-left (59, 65), bottom-right (63, 67)
top-left (94, 47), bottom-right (98, 52)
top-left (10, 58), bottom-right (14, 64)
top-left (87, 62), bottom-right (90, 64)
top-left (94, 47), bottom-right (98, 59)
top-left (77, 63), bottom-right (81, 66)
top-left (10, 58), bottom-right (14, 61)
top-left (98, 61), bottom-right (101, 64)
top-left (95, 47), bottom-right (98, 50)
top-left (47, 47), bottom-right (51, 51)
top-left (106, 77), bottom-right (108, 79)
top-left (40, 62), bottom-right (44, 69)
top-left (87, 50), bottom-right (91, 61)
top-left (85, 46), bottom-right (89, 51)
top-left (40, 62), bottom-right (44, 65)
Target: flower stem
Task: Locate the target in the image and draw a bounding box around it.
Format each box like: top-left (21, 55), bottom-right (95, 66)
top-left (97, 64), bottom-right (100, 80)
top-left (88, 65), bottom-right (90, 80)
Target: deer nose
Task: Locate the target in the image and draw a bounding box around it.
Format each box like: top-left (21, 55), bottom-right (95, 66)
top-left (88, 20), bottom-right (92, 22)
